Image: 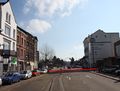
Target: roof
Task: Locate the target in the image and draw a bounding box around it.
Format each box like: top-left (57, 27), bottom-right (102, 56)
top-left (17, 26), bottom-right (38, 40)
top-left (0, 0), bottom-right (9, 5)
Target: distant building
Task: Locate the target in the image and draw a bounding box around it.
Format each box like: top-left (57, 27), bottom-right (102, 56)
top-left (17, 26), bottom-right (39, 70)
top-left (0, 1), bottom-right (17, 75)
top-left (115, 40), bottom-right (120, 58)
top-left (83, 29), bottom-right (119, 67)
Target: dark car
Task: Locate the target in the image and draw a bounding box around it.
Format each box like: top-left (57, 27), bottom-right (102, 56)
top-left (2, 72), bottom-right (21, 85)
top-left (114, 69), bottom-right (120, 76)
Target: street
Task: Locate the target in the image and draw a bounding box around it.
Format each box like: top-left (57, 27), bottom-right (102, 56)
top-left (1, 72), bottom-right (120, 91)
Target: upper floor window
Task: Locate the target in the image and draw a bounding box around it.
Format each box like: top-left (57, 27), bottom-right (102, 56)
top-left (13, 42), bottom-right (15, 51)
top-left (3, 39), bottom-right (11, 50)
top-left (5, 24), bottom-right (11, 37)
top-left (21, 38), bottom-right (23, 45)
top-left (9, 15), bottom-right (11, 24)
top-left (6, 12), bottom-right (11, 24)
top-left (13, 29), bottom-right (15, 38)
top-left (17, 36), bottom-right (20, 44)
top-left (6, 12), bottom-right (8, 22)
top-left (104, 35), bottom-right (107, 38)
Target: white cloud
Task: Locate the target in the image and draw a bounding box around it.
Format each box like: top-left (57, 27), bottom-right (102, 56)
top-left (26, 19), bottom-right (52, 33)
top-left (24, 0), bottom-right (88, 17)
top-left (74, 43), bottom-right (84, 50)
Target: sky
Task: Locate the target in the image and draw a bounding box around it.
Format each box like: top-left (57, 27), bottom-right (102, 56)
top-left (9, 0), bottom-right (120, 61)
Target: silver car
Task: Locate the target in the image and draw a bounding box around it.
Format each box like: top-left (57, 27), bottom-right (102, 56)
top-left (20, 70), bottom-right (32, 79)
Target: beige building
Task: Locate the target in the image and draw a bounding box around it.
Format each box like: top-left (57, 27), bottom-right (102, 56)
top-left (83, 29), bottom-right (119, 67)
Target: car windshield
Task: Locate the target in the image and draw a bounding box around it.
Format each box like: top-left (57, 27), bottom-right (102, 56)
top-left (32, 70), bottom-right (37, 72)
top-left (4, 73), bottom-right (13, 77)
top-left (21, 71), bottom-right (27, 74)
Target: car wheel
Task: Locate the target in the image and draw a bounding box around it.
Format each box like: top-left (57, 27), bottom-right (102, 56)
top-left (9, 80), bottom-right (13, 85)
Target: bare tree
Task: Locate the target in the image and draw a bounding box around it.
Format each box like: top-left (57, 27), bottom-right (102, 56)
top-left (40, 44), bottom-right (55, 61)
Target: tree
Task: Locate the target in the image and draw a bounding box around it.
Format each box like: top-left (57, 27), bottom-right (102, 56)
top-left (52, 56), bottom-right (65, 67)
top-left (40, 44), bottom-right (55, 65)
top-left (70, 57), bottom-right (75, 67)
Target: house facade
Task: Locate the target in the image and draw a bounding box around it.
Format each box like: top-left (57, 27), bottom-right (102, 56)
top-left (17, 26), bottom-right (39, 70)
top-left (115, 40), bottom-right (120, 58)
top-left (17, 26), bottom-right (27, 71)
top-left (83, 29), bottom-right (119, 67)
top-left (0, 1), bottom-right (17, 75)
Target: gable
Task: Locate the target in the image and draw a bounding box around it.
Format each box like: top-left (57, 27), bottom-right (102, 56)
top-left (2, 1), bottom-right (17, 24)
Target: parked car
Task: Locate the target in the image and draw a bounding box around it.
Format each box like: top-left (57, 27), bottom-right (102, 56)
top-left (102, 68), bottom-right (117, 74)
top-left (32, 70), bottom-right (40, 76)
top-left (20, 70), bottom-right (32, 79)
top-left (2, 72), bottom-right (21, 85)
top-left (0, 77), bottom-right (2, 86)
top-left (39, 69), bottom-right (48, 74)
top-left (115, 69), bottom-right (120, 76)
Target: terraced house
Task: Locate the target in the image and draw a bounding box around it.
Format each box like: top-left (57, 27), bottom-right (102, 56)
top-left (0, 0), bottom-right (17, 76)
top-left (0, 1), bottom-right (39, 76)
top-left (17, 26), bottom-right (39, 71)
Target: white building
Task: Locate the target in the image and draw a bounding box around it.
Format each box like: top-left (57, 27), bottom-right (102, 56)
top-left (83, 29), bottom-right (119, 67)
top-left (0, 1), bottom-right (17, 75)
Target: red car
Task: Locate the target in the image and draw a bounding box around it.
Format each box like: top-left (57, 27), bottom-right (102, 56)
top-left (32, 70), bottom-right (40, 76)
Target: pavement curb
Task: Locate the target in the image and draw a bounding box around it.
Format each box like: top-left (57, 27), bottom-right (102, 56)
top-left (91, 72), bottom-right (119, 80)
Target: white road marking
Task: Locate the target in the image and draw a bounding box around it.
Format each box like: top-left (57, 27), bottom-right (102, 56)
top-left (59, 76), bottom-right (65, 91)
top-left (86, 75), bottom-right (92, 79)
top-left (68, 77), bottom-right (71, 80)
top-left (83, 81), bottom-right (86, 84)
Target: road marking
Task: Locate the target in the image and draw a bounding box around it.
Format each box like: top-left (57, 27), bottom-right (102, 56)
top-left (86, 75), bottom-right (92, 79)
top-left (90, 89), bottom-right (92, 91)
top-left (83, 81), bottom-right (86, 84)
top-left (59, 76), bottom-right (65, 91)
top-left (68, 77), bottom-right (71, 80)
top-left (66, 76), bottom-right (68, 78)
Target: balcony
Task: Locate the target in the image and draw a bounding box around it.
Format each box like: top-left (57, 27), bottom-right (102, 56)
top-left (0, 49), bottom-right (17, 58)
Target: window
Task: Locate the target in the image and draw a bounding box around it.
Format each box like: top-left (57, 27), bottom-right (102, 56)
top-left (24, 39), bottom-right (26, 47)
top-left (17, 36), bottom-right (20, 44)
top-left (17, 48), bottom-right (19, 56)
top-left (6, 12), bottom-right (11, 24)
top-left (5, 24), bottom-right (11, 37)
top-left (104, 35), bottom-right (107, 38)
top-left (13, 42), bottom-right (15, 51)
top-left (21, 38), bottom-right (23, 45)
top-left (13, 29), bottom-right (15, 38)
top-left (3, 39), bottom-right (11, 50)
top-left (9, 15), bottom-right (11, 24)
top-left (21, 49), bottom-right (23, 58)
top-left (6, 12), bottom-right (9, 22)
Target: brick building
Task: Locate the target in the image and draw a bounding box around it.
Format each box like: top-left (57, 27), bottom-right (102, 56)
top-left (17, 26), bottom-right (27, 71)
top-left (17, 26), bottom-right (39, 70)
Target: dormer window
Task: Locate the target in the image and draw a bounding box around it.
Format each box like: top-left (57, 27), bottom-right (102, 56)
top-left (6, 12), bottom-right (9, 22)
top-left (9, 14), bottom-right (11, 24)
top-left (6, 12), bottom-right (11, 24)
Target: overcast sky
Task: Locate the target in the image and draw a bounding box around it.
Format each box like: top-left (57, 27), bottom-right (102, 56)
top-left (10, 0), bottom-right (120, 60)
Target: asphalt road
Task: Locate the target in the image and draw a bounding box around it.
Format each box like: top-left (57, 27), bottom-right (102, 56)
top-left (1, 72), bottom-right (120, 91)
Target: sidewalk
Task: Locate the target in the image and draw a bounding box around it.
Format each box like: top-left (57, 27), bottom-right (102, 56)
top-left (91, 71), bottom-right (119, 80)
